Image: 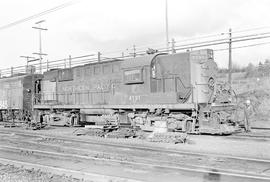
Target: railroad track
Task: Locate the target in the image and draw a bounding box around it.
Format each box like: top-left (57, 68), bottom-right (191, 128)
top-left (0, 128), bottom-right (269, 163)
top-left (0, 142), bottom-right (270, 182)
top-left (0, 128), bottom-right (270, 181)
top-left (229, 134), bottom-right (270, 141)
top-left (251, 127), bottom-right (270, 131)
top-left (0, 146), bottom-right (142, 182)
top-left (229, 128), bottom-right (270, 141)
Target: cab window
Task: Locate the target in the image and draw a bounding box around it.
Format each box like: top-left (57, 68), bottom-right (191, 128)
top-left (124, 69), bottom-right (143, 84)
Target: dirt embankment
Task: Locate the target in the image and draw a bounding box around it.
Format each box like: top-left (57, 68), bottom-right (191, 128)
top-left (218, 72), bottom-right (270, 127)
top-left (237, 89), bottom-right (270, 126)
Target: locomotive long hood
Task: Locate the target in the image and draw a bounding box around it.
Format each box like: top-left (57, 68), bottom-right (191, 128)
top-left (121, 53), bottom-right (167, 69)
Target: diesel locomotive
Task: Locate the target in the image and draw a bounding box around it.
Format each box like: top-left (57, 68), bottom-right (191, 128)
top-left (0, 49), bottom-right (238, 134)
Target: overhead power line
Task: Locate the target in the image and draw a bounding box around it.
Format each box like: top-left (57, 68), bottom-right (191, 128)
top-left (136, 33), bottom-right (270, 54)
top-left (134, 27), bottom-right (270, 51)
top-left (132, 33), bottom-right (224, 51)
top-left (134, 30), bottom-right (270, 53)
top-left (172, 31), bottom-right (270, 49)
top-left (232, 26), bottom-right (270, 34)
top-left (126, 27), bottom-right (270, 51)
top-left (175, 35), bottom-right (270, 51)
top-left (2, 25), bottom-right (270, 75)
top-left (214, 41), bottom-right (270, 51)
top-left (0, 0), bottom-right (78, 31)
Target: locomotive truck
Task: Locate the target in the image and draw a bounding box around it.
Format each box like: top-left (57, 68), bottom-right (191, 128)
top-left (0, 49), bottom-right (238, 134)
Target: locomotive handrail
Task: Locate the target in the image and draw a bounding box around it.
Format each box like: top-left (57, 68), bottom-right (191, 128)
top-left (175, 76), bottom-right (193, 103)
top-left (175, 76), bottom-right (192, 89)
top-left (35, 89), bottom-right (111, 106)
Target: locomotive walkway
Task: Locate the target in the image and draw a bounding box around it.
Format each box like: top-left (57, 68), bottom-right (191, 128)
top-left (0, 127), bottom-right (270, 181)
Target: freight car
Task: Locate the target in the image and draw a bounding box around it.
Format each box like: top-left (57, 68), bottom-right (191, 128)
top-left (34, 49), bottom-right (238, 134)
top-left (0, 74), bottom-right (42, 122)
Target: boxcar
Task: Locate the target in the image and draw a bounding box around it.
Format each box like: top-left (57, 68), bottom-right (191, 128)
top-left (0, 74), bottom-right (42, 121)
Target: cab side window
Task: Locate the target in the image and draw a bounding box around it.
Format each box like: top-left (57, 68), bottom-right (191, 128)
top-left (123, 68), bottom-right (143, 84)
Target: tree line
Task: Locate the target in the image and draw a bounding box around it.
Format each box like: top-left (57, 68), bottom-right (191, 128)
top-left (218, 59), bottom-right (270, 77)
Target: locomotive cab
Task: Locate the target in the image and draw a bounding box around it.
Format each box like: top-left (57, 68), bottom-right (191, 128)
top-left (120, 49), bottom-right (223, 133)
top-left (148, 49), bottom-right (217, 105)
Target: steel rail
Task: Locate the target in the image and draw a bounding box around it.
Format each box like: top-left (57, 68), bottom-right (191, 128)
top-left (0, 128), bottom-right (269, 164)
top-left (1, 133), bottom-right (270, 177)
top-left (229, 134), bottom-right (270, 140)
top-left (251, 127), bottom-right (270, 130)
top-left (0, 144), bottom-right (270, 181)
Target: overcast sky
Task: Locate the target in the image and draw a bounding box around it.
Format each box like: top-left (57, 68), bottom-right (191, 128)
top-left (0, 0), bottom-right (270, 70)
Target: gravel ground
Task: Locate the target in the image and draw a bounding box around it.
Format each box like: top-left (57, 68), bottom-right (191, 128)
top-left (0, 164), bottom-right (88, 182)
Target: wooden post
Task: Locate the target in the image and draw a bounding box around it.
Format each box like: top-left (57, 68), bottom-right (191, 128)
top-left (11, 67), bottom-right (13, 76)
top-left (228, 28), bottom-right (232, 89)
top-left (69, 55), bottom-right (72, 68)
top-left (98, 52), bottom-right (101, 62)
top-left (46, 59), bottom-right (49, 71)
top-left (171, 38), bottom-right (176, 53)
top-left (133, 45), bottom-right (136, 57)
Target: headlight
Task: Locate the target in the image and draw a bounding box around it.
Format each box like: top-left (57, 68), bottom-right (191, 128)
top-left (208, 77), bottom-right (215, 91)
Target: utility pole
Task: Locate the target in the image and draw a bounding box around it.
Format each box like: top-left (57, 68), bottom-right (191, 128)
top-left (69, 55), bottom-right (72, 68)
top-left (165, 0), bottom-right (169, 52)
top-left (32, 20), bottom-right (48, 74)
top-left (171, 38), bottom-right (176, 53)
top-left (98, 52), bottom-right (101, 62)
top-left (133, 45), bottom-right (136, 57)
top-left (228, 28), bottom-right (232, 88)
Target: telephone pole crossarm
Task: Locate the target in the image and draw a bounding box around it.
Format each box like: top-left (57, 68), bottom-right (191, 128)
top-left (32, 27), bottom-right (48, 31)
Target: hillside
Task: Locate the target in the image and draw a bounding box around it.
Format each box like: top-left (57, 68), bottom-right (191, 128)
top-left (217, 72), bottom-right (270, 127)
